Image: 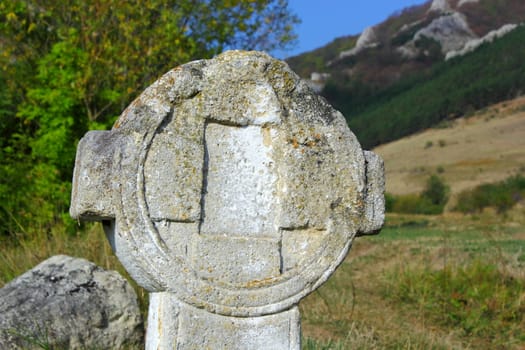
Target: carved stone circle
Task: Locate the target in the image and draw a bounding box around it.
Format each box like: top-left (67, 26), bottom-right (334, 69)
top-left (70, 51), bottom-right (384, 317)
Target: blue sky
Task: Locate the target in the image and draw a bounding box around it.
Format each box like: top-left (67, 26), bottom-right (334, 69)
top-left (277, 0), bottom-right (428, 58)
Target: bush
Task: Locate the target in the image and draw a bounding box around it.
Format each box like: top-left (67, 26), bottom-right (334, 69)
top-left (454, 175), bottom-right (525, 213)
top-left (387, 175), bottom-right (449, 215)
top-left (387, 194), bottom-right (443, 215)
top-left (422, 174), bottom-right (449, 208)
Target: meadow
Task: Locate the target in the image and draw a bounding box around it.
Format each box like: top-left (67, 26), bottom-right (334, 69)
top-left (302, 209), bottom-right (525, 349)
top-left (1, 208), bottom-right (523, 349)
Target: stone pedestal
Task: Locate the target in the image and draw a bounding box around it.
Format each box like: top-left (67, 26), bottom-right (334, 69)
top-left (147, 293), bottom-right (300, 350)
top-left (70, 51), bottom-right (385, 349)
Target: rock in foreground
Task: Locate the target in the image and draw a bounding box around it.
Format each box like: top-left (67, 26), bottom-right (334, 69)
top-left (0, 255), bottom-right (143, 349)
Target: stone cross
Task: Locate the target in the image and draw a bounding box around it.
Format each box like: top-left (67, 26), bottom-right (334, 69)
top-left (70, 51), bottom-right (384, 349)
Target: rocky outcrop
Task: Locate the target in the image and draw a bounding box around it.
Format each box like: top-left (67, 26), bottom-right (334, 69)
top-left (339, 26), bottom-right (379, 59)
top-left (396, 12), bottom-right (477, 59)
top-left (458, 0), bottom-right (479, 7)
top-left (446, 23), bottom-right (519, 60)
top-left (319, 0), bottom-right (521, 83)
top-left (0, 255), bottom-right (144, 349)
top-left (396, 44), bottom-right (419, 59)
top-left (308, 72), bottom-right (331, 93)
top-left (414, 12), bottom-right (477, 53)
top-left (428, 0), bottom-right (453, 13)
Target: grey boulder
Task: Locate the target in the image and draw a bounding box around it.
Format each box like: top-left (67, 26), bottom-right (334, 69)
top-left (0, 255), bottom-right (143, 349)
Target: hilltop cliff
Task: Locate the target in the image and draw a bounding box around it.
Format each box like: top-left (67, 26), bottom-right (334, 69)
top-left (289, 0), bottom-right (524, 85)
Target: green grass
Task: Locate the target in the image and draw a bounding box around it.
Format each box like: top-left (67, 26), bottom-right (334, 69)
top-left (300, 211), bottom-right (525, 349)
top-left (385, 260), bottom-right (524, 344)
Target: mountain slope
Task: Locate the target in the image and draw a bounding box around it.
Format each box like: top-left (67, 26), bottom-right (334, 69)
top-left (287, 0), bottom-right (525, 148)
top-left (373, 96), bottom-right (525, 198)
top-left (345, 24), bottom-right (525, 148)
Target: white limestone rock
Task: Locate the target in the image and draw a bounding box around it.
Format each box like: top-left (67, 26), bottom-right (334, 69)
top-left (307, 72), bottom-right (331, 93)
top-left (414, 12), bottom-right (477, 53)
top-left (0, 255), bottom-right (144, 349)
top-left (396, 43), bottom-right (419, 59)
top-left (355, 26), bottom-right (379, 49)
top-left (428, 0), bottom-right (453, 13)
top-left (339, 26), bottom-right (379, 59)
top-left (446, 23), bottom-right (518, 60)
top-left (458, 0), bottom-right (479, 7)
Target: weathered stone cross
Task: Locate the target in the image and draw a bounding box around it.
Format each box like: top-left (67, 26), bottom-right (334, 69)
top-left (70, 51), bottom-right (384, 349)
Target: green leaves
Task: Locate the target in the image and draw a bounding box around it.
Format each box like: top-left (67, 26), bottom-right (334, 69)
top-left (18, 40), bottom-right (85, 176)
top-left (455, 175), bottom-right (525, 213)
top-left (422, 174), bottom-right (450, 208)
top-left (0, 0), bottom-right (299, 236)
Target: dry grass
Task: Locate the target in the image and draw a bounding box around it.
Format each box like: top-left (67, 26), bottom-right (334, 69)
top-left (1, 211), bottom-right (523, 349)
top-left (0, 223), bottom-right (149, 314)
top-left (301, 209), bottom-right (525, 349)
top-left (373, 96), bottom-right (525, 200)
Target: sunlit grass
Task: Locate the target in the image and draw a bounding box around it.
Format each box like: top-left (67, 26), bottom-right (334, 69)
top-left (300, 211), bottom-right (525, 349)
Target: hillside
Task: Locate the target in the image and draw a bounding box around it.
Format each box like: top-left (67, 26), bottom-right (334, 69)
top-left (287, 0), bottom-right (525, 148)
top-left (289, 0), bottom-right (525, 83)
top-left (344, 24), bottom-right (525, 148)
top-left (373, 96), bottom-right (525, 201)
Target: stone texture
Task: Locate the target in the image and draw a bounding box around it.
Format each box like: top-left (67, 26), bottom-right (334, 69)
top-left (458, 0), bottom-right (479, 7)
top-left (147, 293), bottom-right (300, 350)
top-left (200, 123), bottom-right (279, 237)
top-left (0, 255), bottom-right (144, 349)
top-left (339, 26), bottom-right (379, 59)
top-left (445, 23), bottom-right (518, 60)
top-left (70, 50), bottom-right (385, 349)
top-left (428, 0), bottom-right (453, 13)
top-left (358, 151), bottom-right (386, 236)
top-left (414, 12), bottom-right (477, 54)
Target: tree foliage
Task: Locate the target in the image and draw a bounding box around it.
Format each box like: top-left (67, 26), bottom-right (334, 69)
top-left (0, 0), bottom-right (299, 235)
top-left (422, 174), bottom-right (450, 208)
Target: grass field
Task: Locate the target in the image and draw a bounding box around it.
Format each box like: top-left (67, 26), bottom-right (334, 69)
top-left (1, 208), bottom-right (524, 349)
top-left (302, 209), bottom-right (525, 349)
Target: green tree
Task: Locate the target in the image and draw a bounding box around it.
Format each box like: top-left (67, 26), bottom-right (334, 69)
top-left (422, 174), bottom-right (450, 208)
top-left (0, 0), bottom-right (299, 235)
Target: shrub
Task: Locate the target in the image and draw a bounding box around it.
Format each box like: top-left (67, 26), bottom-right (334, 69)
top-left (454, 175), bottom-right (525, 213)
top-left (387, 175), bottom-right (449, 215)
top-left (384, 193), bottom-right (397, 212)
top-left (422, 174), bottom-right (449, 208)
top-left (387, 194), bottom-right (444, 215)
